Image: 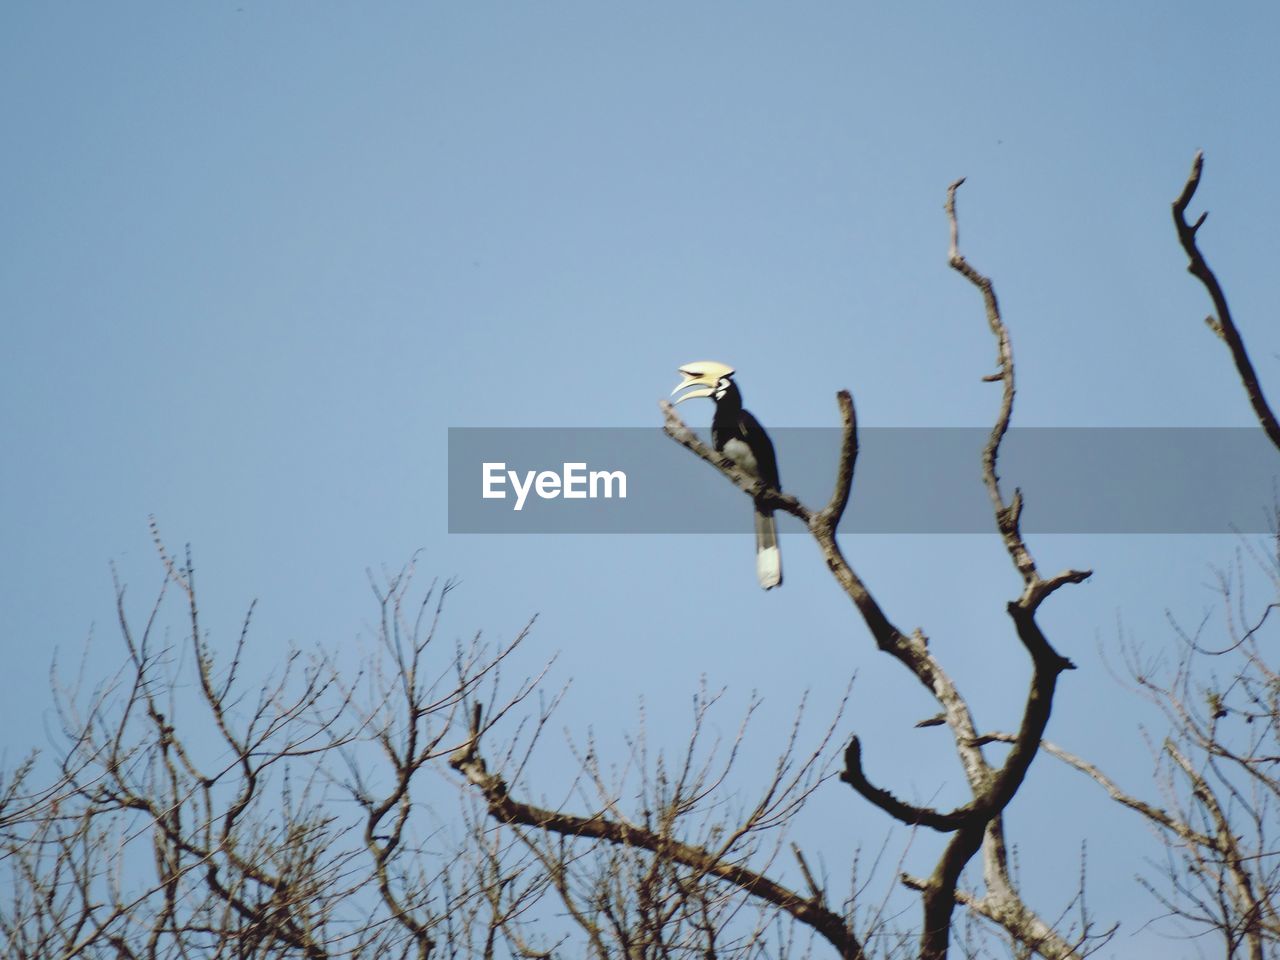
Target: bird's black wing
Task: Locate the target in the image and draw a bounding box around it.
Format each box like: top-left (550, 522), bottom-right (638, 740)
top-left (737, 408), bottom-right (780, 491)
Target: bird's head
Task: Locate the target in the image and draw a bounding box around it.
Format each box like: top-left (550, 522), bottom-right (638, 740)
top-left (671, 361), bottom-right (735, 404)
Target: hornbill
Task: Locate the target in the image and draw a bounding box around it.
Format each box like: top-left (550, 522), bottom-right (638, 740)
top-left (672, 361), bottom-right (782, 590)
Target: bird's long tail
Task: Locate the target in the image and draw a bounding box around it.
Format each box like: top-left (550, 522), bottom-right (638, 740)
top-left (754, 510), bottom-right (782, 589)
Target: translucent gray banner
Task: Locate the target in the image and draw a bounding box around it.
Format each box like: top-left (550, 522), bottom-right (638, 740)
top-left (447, 428), bottom-right (1280, 534)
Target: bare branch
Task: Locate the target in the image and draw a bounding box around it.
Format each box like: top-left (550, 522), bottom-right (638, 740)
top-left (660, 400), bottom-right (812, 524)
top-left (1172, 150), bottom-right (1280, 450)
top-left (451, 707), bottom-right (868, 960)
top-left (946, 179), bottom-right (1093, 610)
top-left (820, 390), bottom-right (860, 531)
top-left (2, 544), bottom-right (543, 960)
top-left (839, 736), bottom-right (969, 832)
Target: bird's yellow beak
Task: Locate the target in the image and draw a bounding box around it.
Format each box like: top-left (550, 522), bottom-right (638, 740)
top-left (671, 360), bottom-right (734, 405)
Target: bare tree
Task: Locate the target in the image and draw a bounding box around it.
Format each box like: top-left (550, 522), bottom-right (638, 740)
top-left (448, 179), bottom-right (1115, 960)
top-left (14, 158), bottom-right (1277, 960)
top-left (0, 526), bottom-right (539, 959)
top-left (451, 676), bottom-right (891, 959)
top-left (1026, 152), bottom-right (1280, 960)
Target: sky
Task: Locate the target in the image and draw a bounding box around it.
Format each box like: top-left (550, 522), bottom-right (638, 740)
top-left (4, 3), bottom-right (1280, 957)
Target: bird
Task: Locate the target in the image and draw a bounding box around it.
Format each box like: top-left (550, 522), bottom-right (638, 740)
top-left (671, 361), bottom-right (782, 589)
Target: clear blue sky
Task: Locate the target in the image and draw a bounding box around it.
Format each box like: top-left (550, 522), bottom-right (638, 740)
top-left (3, 4), bottom-right (1279, 956)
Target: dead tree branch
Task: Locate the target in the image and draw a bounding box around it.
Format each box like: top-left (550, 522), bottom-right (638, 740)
top-left (1173, 150), bottom-right (1280, 449)
top-left (450, 700), bottom-right (868, 960)
top-left (0, 542), bottom-right (543, 960)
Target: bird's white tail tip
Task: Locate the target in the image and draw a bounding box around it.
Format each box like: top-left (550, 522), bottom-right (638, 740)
top-left (756, 546), bottom-right (782, 590)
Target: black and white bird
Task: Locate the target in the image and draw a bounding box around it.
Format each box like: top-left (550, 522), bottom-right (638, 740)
top-left (672, 361), bottom-right (782, 589)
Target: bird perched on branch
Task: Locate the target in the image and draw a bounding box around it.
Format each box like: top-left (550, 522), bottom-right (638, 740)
top-left (672, 361), bottom-right (782, 589)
